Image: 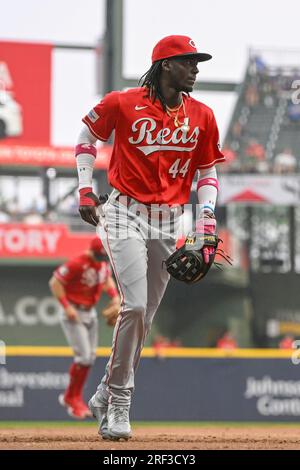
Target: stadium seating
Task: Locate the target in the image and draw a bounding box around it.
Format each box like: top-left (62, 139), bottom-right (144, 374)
top-left (223, 54), bottom-right (300, 174)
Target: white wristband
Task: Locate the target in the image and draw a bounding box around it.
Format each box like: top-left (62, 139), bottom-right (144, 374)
top-left (76, 124), bottom-right (98, 190)
top-left (76, 153), bottom-right (95, 190)
top-left (197, 166), bottom-right (218, 215)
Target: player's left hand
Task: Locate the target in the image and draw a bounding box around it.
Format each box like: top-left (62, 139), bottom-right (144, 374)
top-left (196, 212), bottom-right (217, 264)
top-left (79, 187), bottom-right (101, 226)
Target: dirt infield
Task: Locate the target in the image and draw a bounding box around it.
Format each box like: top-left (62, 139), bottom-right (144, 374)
top-left (1, 424), bottom-right (300, 450)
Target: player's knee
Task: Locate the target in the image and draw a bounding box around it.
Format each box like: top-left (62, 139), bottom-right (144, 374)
top-left (123, 299), bottom-right (146, 317)
top-left (132, 304), bottom-right (147, 317)
top-left (75, 353), bottom-right (94, 366)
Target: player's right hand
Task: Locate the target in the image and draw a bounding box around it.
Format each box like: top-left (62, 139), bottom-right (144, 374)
top-left (65, 305), bottom-right (80, 322)
top-left (79, 187), bottom-right (101, 226)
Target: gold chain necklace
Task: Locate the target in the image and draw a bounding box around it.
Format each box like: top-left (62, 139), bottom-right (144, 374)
top-left (166, 100), bottom-right (190, 132)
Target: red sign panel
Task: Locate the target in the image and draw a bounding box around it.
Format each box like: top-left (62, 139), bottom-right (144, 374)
top-left (0, 223), bottom-right (96, 259)
top-left (0, 41), bottom-right (52, 145)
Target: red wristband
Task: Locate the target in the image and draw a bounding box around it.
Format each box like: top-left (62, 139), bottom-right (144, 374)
top-left (107, 287), bottom-right (119, 299)
top-left (75, 143), bottom-right (97, 158)
top-left (59, 296), bottom-right (70, 309)
top-left (79, 187), bottom-right (96, 206)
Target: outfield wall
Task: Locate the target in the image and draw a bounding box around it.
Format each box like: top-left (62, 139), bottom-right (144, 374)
top-left (1, 348), bottom-right (300, 422)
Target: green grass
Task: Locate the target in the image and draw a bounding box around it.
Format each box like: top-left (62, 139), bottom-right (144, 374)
top-left (0, 421), bottom-right (300, 429)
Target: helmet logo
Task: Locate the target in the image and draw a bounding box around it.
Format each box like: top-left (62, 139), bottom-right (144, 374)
top-left (189, 39), bottom-right (197, 49)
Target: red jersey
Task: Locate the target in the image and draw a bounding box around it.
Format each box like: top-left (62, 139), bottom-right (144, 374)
top-left (54, 253), bottom-right (111, 307)
top-left (83, 87), bottom-right (225, 205)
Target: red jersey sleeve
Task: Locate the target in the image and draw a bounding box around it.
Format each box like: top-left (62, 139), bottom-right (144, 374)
top-left (197, 111), bottom-right (226, 169)
top-left (54, 260), bottom-right (80, 285)
top-left (82, 91), bottom-right (120, 142)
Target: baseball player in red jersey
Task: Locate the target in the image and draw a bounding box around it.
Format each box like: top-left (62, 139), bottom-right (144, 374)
top-left (49, 237), bottom-right (120, 419)
top-left (75, 35), bottom-right (225, 439)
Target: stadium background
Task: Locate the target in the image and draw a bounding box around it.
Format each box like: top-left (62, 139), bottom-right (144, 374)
top-left (1, 0), bottom-right (300, 431)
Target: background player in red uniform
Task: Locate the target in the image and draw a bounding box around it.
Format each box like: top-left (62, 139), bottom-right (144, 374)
top-left (75, 35), bottom-right (225, 439)
top-left (49, 237), bottom-right (120, 419)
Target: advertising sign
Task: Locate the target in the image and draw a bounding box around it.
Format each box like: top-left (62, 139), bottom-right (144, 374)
top-left (0, 41), bottom-right (52, 145)
top-left (1, 354), bottom-right (300, 421)
top-left (0, 223), bottom-right (96, 259)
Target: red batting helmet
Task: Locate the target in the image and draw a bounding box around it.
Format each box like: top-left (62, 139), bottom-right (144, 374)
top-left (90, 237), bottom-right (106, 256)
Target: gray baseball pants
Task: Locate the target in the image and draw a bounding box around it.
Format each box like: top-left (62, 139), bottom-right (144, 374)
top-left (61, 308), bottom-right (98, 366)
top-left (96, 189), bottom-right (180, 406)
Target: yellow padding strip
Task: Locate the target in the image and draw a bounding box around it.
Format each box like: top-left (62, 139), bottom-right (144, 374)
top-left (4, 346), bottom-right (294, 359)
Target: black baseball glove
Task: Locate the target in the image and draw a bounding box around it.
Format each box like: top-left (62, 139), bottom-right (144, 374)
top-left (165, 232), bottom-right (220, 284)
